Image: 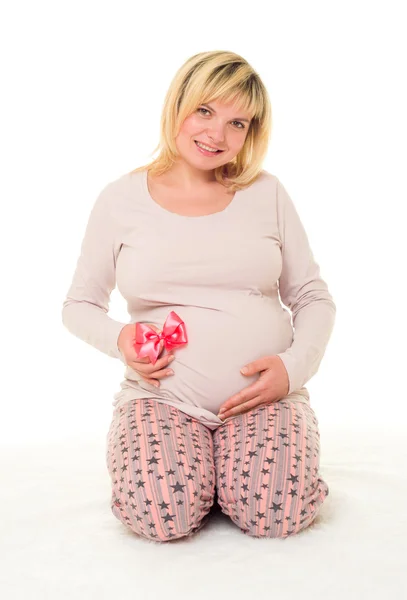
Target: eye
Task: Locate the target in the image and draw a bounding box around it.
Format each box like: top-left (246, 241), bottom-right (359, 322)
top-left (197, 107), bottom-right (245, 129)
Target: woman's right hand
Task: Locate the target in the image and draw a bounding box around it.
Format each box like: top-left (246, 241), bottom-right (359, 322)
top-left (117, 323), bottom-right (175, 388)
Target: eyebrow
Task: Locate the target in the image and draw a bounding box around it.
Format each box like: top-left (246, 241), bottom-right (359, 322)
top-left (201, 103), bottom-right (251, 123)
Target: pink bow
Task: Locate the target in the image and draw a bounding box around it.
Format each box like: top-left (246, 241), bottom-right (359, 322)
top-left (133, 311), bottom-right (188, 365)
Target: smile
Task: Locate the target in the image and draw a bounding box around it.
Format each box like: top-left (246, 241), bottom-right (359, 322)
top-left (194, 140), bottom-right (224, 154)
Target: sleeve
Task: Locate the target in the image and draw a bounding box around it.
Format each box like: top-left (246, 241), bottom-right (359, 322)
top-left (61, 181), bottom-right (128, 361)
top-left (274, 176), bottom-right (337, 394)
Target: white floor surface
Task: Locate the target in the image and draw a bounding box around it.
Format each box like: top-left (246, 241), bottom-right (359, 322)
top-left (1, 423), bottom-right (405, 599)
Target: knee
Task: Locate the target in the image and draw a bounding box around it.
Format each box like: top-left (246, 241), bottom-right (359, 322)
top-left (228, 509), bottom-right (290, 539)
top-left (111, 492), bottom-right (213, 543)
top-left (241, 519), bottom-right (296, 539)
top-left (239, 514), bottom-right (308, 539)
top-left (223, 479), bottom-right (330, 540)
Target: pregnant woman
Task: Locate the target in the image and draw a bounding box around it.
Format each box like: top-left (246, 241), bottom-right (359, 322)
top-left (62, 50), bottom-right (336, 541)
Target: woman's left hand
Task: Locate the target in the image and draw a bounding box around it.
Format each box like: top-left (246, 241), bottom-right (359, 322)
top-left (217, 355), bottom-right (290, 420)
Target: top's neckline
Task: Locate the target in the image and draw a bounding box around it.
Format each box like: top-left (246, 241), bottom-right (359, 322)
top-left (141, 168), bottom-right (246, 220)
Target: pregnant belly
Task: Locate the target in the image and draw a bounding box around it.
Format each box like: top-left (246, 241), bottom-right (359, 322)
top-left (127, 294), bottom-right (294, 415)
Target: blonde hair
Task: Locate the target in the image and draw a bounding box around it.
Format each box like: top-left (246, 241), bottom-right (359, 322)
top-left (129, 50), bottom-right (272, 192)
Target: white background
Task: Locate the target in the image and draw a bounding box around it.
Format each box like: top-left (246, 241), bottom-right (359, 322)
top-left (1, 0), bottom-right (406, 445)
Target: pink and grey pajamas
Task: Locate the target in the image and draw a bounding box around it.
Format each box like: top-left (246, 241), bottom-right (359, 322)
top-left (106, 396), bottom-right (328, 541)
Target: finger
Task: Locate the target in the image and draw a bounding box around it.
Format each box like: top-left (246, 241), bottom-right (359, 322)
top-left (141, 366), bottom-right (174, 388)
top-left (142, 377), bottom-right (161, 388)
top-left (219, 382), bottom-right (263, 413)
top-left (132, 352), bottom-right (174, 374)
top-left (134, 346), bottom-right (163, 363)
top-left (219, 396), bottom-right (263, 419)
top-left (147, 366), bottom-right (174, 380)
top-left (134, 355), bottom-right (151, 363)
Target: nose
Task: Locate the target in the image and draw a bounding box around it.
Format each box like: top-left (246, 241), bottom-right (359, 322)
top-left (207, 134), bottom-right (225, 149)
top-left (206, 125), bottom-right (226, 145)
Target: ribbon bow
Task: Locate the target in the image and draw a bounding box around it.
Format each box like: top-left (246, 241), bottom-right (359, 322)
top-left (133, 311), bottom-right (188, 365)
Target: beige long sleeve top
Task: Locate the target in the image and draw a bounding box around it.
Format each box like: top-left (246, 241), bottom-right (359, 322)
top-left (61, 167), bottom-right (336, 430)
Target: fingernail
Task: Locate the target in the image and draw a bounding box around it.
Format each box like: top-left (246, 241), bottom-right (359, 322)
top-left (168, 355), bottom-right (175, 362)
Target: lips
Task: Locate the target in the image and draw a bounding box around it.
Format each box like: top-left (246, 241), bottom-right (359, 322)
top-left (194, 140), bottom-right (224, 152)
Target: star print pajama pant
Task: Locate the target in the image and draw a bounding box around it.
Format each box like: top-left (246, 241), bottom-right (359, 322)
top-left (105, 396), bottom-right (329, 542)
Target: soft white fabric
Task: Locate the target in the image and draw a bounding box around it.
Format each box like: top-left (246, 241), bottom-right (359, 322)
top-left (1, 424), bottom-right (404, 599)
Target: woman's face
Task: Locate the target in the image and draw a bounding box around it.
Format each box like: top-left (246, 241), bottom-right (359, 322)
top-left (175, 98), bottom-right (252, 171)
